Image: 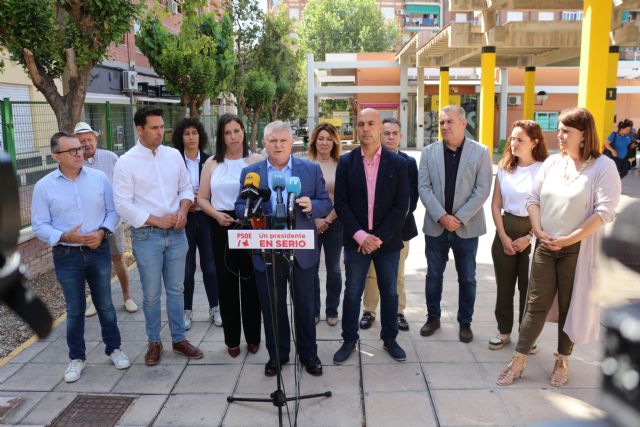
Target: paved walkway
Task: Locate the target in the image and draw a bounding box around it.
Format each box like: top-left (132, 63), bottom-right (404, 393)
top-left (1, 151), bottom-right (639, 426)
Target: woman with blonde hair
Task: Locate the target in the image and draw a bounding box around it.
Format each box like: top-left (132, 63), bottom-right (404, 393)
top-left (489, 120), bottom-right (548, 351)
top-left (497, 108), bottom-right (620, 387)
top-left (308, 123), bottom-right (343, 326)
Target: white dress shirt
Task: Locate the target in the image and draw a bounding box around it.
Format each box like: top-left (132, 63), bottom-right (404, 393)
top-left (113, 142), bottom-right (194, 228)
top-left (184, 151), bottom-right (200, 193)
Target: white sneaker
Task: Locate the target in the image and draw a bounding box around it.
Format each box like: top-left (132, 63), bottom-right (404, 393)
top-left (184, 310), bottom-right (193, 330)
top-left (124, 299), bottom-right (138, 313)
top-left (109, 349), bottom-right (131, 370)
top-left (85, 302), bottom-right (97, 317)
top-left (209, 306), bottom-right (222, 327)
top-left (64, 359), bottom-right (85, 383)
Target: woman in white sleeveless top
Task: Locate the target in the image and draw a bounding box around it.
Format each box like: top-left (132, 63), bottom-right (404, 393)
top-left (198, 114), bottom-right (263, 358)
top-left (490, 120), bottom-right (547, 351)
top-left (498, 108), bottom-right (621, 387)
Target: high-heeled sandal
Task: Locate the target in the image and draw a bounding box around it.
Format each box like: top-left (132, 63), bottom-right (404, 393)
top-left (550, 353), bottom-right (569, 387)
top-left (497, 352), bottom-right (527, 386)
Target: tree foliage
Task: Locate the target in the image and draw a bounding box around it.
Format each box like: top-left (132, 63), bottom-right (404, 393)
top-left (137, 0), bottom-right (234, 117)
top-left (0, 0), bottom-right (142, 131)
top-left (297, 0), bottom-right (399, 61)
top-left (226, 2), bottom-right (304, 149)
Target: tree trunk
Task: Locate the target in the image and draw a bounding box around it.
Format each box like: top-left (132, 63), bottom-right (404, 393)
top-left (249, 109), bottom-right (260, 153)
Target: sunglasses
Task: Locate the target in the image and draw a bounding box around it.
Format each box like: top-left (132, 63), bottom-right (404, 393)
top-left (54, 146), bottom-right (86, 156)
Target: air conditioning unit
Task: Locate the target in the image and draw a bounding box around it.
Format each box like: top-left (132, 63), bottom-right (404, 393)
top-left (508, 95), bottom-right (521, 106)
top-left (122, 71), bottom-right (138, 92)
top-left (396, 9), bottom-right (405, 16)
top-left (168, 0), bottom-right (178, 14)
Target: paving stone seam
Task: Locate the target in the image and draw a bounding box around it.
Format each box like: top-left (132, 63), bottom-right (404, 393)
top-left (356, 340), bottom-right (367, 427)
top-left (409, 331), bottom-right (442, 427)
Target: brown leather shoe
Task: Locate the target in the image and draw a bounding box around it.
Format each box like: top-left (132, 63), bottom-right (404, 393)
top-left (145, 342), bottom-right (163, 366)
top-left (247, 343), bottom-right (260, 354)
top-left (420, 318), bottom-right (440, 337)
top-left (172, 339), bottom-right (203, 359)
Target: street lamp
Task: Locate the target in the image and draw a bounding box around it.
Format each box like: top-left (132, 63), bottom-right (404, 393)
top-left (401, 98), bottom-right (409, 111)
top-left (535, 90), bottom-right (549, 105)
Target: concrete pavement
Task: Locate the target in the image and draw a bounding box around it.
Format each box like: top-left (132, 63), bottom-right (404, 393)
top-left (1, 150), bottom-right (639, 426)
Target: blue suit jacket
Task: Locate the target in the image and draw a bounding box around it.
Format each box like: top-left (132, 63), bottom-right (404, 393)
top-left (235, 156), bottom-right (332, 271)
top-left (398, 150), bottom-right (419, 241)
top-left (334, 146), bottom-right (409, 253)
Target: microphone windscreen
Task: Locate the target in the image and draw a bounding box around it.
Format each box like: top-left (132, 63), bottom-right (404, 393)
top-left (286, 176), bottom-right (302, 197)
top-left (258, 187), bottom-right (272, 200)
top-left (270, 172), bottom-right (286, 190)
top-left (245, 172), bottom-right (260, 187)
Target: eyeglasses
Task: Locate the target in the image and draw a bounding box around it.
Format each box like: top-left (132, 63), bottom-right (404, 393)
top-left (54, 146), bottom-right (86, 156)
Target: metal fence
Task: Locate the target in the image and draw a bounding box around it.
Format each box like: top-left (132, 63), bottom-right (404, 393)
top-left (0, 99), bottom-right (200, 229)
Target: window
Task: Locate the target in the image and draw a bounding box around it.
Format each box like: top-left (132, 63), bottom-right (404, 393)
top-left (381, 7), bottom-right (395, 20)
top-left (506, 11), bottom-right (523, 22)
top-left (289, 8), bottom-right (299, 20)
top-left (535, 112), bottom-right (559, 131)
top-left (538, 12), bottom-right (554, 21)
top-left (455, 13), bottom-right (468, 23)
top-left (562, 11), bottom-right (583, 21)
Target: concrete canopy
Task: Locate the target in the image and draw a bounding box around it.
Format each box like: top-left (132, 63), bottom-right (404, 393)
top-left (394, 0), bottom-right (640, 69)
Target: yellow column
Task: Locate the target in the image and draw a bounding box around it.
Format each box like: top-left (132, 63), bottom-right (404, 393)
top-left (416, 67), bottom-right (425, 149)
top-left (523, 66), bottom-right (535, 120)
top-left (578, 0), bottom-right (613, 146)
top-left (438, 66), bottom-right (450, 139)
top-left (480, 46), bottom-right (496, 157)
top-left (604, 46), bottom-right (619, 137)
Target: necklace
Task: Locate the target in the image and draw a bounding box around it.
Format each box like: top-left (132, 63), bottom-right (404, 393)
top-left (563, 156), bottom-right (591, 183)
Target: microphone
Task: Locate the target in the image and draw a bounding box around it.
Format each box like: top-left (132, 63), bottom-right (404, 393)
top-left (286, 176), bottom-right (301, 228)
top-left (270, 172), bottom-right (287, 222)
top-left (251, 187), bottom-right (272, 217)
top-left (241, 172), bottom-right (260, 219)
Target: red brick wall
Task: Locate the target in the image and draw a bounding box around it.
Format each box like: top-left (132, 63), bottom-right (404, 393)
top-left (17, 236), bottom-right (53, 279)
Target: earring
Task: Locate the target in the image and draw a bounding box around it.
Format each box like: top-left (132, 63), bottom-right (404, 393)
top-left (580, 142), bottom-right (585, 148)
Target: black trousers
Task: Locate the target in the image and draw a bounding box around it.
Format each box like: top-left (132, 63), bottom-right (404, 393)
top-left (254, 255), bottom-right (317, 362)
top-left (210, 212), bottom-right (262, 348)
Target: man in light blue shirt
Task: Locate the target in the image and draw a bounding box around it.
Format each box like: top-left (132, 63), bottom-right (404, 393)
top-left (31, 131), bottom-right (130, 384)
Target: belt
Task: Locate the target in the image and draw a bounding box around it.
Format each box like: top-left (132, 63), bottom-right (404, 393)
top-left (56, 245), bottom-right (91, 251)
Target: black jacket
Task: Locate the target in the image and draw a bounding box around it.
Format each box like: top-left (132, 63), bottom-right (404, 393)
top-left (398, 150), bottom-right (418, 241)
top-left (334, 146), bottom-right (409, 253)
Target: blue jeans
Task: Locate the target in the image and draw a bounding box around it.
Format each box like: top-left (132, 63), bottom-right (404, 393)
top-left (425, 232), bottom-right (478, 325)
top-left (131, 227), bottom-right (188, 343)
top-left (313, 219), bottom-right (343, 317)
top-left (184, 211), bottom-right (219, 310)
top-left (341, 247), bottom-right (400, 343)
top-left (53, 241), bottom-right (121, 360)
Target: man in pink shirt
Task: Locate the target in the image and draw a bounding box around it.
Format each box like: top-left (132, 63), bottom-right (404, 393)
top-left (333, 108), bottom-right (410, 364)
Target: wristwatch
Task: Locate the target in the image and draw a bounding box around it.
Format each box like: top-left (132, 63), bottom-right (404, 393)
top-left (99, 227), bottom-right (113, 238)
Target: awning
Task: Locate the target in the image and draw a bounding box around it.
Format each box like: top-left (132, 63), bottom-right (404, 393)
top-left (405, 5), bottom-right (440, 15)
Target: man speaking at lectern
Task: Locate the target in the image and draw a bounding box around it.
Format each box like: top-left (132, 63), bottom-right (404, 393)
top-left (235, 121), bottom-right (332, 377)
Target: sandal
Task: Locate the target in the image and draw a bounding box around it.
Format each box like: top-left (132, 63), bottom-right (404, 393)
top-left (529, 342), bottom-right (538, 355)
top-left (488, 334), bottom-right (511, 350)
top-left (550, 353), bottom-right (569, 387)
top-left (497, 352), bottom-right (527, 386)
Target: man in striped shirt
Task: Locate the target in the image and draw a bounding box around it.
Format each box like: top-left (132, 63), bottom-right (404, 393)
top-left (75, 122), bottom-right (138, 316)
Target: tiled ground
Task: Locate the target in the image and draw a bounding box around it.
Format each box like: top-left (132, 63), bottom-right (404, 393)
top-left (1, 152), bottom-right (638, 426)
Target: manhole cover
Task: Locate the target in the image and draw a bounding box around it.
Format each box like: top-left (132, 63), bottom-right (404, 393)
top-left (50, 395), bottom-right (134, 427)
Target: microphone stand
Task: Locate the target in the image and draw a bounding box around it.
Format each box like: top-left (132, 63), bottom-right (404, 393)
top-left (226, 200), bottom-right (331, 427)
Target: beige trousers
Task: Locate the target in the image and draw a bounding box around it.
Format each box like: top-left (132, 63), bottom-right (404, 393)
top-left (362, 240), bottom-right (410, 315)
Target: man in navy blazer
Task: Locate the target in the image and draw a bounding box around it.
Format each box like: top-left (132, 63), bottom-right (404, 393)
top-left (235, 121), bottom-right (332, 377)
top-left (360, 117), bottom-right (418, 332)
top-left (333, 108), bottom-right (410, 365)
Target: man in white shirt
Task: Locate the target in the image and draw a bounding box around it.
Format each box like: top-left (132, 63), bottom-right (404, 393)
top-left (74, 121), bottom-right (138, 316)
top-left (113, 107), bottom-right (203, 365)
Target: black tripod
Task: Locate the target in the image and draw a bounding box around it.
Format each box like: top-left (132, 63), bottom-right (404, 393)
top-left (226, 248), bottom-right (331, 427)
